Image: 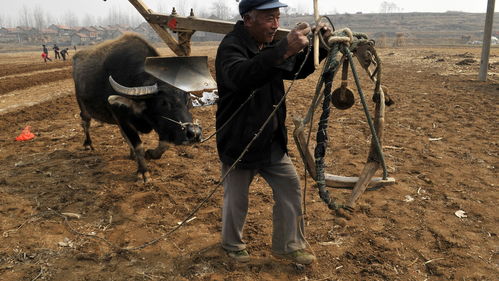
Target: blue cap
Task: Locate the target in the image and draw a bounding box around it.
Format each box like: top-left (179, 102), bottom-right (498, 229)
top-left (239, 0), bottom-right (288, 15)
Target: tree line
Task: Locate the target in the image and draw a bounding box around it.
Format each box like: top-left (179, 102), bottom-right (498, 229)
top-left (0, 0), bottom-right (402, 29)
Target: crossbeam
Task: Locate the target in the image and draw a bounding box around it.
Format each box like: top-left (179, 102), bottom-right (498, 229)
top-left (128, 0), bottom-right (290, 56)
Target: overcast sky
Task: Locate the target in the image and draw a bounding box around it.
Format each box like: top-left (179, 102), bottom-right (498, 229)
top-left (2, 0), bottom-right (496, 25)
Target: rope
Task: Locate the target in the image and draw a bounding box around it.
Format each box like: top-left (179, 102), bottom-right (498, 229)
top-left (310, 28), bottom-right (390, 211)
top-left (199, 90), bottom-right (257, 143)
top-left (313, 44), bottom-right (349, 211)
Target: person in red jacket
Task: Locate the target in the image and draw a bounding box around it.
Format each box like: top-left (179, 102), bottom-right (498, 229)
top-left (41, 44), bottom-right (52, 62)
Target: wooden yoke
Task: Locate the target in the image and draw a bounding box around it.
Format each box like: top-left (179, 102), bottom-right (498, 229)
top-left (129, 0), bottom-right (192, 56)
top-left (128, 0), bottom-right (290, 56)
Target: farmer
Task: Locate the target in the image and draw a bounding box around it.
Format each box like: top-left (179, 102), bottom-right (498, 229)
top-left (53, 44), bottom-right (60, 60)
top-left (60, 48), bottom-right (69, 61)
top-left (41, 44), bottom-right (52, 62)
top-left (215, 0), bottom-right (330, 264)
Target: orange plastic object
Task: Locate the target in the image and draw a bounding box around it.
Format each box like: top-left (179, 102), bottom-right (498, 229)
top-left (16, 126), bottom-right (35, 141)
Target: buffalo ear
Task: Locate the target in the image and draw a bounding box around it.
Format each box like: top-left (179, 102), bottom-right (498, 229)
top-left (108, 95), bottom-right (146, 115)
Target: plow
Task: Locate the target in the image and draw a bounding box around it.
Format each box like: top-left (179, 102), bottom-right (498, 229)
top-left (124, 0), bottom-right (396, 213)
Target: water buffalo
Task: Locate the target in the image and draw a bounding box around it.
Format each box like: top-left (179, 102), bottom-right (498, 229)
top-left (72, 33), bottom-right (201, 182)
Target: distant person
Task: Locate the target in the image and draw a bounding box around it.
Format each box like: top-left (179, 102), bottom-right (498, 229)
top-left (73, 45), bottom-right (77, 51)
top-left (53, 44), bottom-right (60, 59)
top-left (41, 44), bottom-right (52, 62)
top-left (60, 48), bottom-right (69, 61)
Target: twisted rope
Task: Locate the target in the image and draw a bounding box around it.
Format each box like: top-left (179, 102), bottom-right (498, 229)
top-left (312, 29), bottom-right (389, 211)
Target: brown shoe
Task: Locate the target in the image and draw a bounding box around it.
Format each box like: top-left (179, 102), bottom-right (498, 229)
top-left (226, 249), bottom-right (250, 263)
top-left (273, 249), bottom-right (316, 265)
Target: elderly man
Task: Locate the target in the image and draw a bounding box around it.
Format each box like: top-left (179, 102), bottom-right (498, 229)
top-left (215, 0), bottom-right (328, 264)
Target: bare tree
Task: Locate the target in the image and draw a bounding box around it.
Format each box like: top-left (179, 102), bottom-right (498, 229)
top-left (33, 5), bottom-right (46, 30)
top-left (295, 2), bottom-right (308, 15)
top-left (82, 14), bottom-right (95, 27)
top-left (155, 1), bottom-right (168, 14)
top-left (379, 1), bottom-right (401, 13)
top-left (211, 0), bottom-right (231, 20)
top-left (18, 5), bottom-right (31, 27)
top-left (62, 10), bottom-right (79, 27)
top-left (46, 14), bottom-right (56, 26)
top-left (282, 6), bottom-right (293, 27)
top-left (176, 0), bottom-right (190, 16)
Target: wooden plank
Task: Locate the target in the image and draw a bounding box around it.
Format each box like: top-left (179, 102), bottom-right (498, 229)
top-left (292, 118), bottom-right (317, 179)
top-left (292, 116), bottom-right (395, 189)
top-left (146, 13), bottom-right (290, 39)
top-left (128, 0), bottom-right (187, 56)
top-left (347, 80), bottom-right (386, 207)
top-left (325, 173), bottom-right (395, 188)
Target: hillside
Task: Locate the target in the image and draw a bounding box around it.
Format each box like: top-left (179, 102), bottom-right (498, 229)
top-left (282, 12), bottom-right (499, 45)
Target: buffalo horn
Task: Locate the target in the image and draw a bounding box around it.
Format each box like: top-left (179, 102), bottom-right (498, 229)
top-left (108, 76), bottom-right (158, 96)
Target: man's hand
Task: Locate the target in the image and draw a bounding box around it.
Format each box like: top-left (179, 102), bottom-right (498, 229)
top-left (312, 23), bottom-right (333, 48)
top-left (283, 22), bottom-right (311, 60)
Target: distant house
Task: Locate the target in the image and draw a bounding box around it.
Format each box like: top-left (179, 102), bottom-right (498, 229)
top-left (110, 29), bottom-right (128, 39)
top-left (48, 24), bottom-right (74, 44)
top-left (101, 25), bottom-right (118, 39)
top-left (0, 27), bottom-right (22, 43)
top-left (75, 26), bottom-right (98, 41)
top-left (89, 26), bottom-right (106, 41)
top-left (17, 26), bottom-right (38, 43)
top-left (48, 24), bottom-right (73, 36)
top-left (71, 33), bottom-right (91, 46)
top-left (39, 28), bottom-right (58, 43)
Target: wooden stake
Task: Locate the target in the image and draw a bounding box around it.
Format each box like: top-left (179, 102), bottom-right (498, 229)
top-left (313, 0), bottom-right (320, 69)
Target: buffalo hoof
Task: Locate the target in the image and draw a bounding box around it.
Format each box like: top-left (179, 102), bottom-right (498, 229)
top-left (145, 149), bottom-right (163, 160)
top-left (83, 144), bottom-right (94, 151)
top-left (137, 171), bottom-right (151, 183)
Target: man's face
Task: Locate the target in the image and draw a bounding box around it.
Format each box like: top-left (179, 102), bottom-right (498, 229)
top-left (245, 8), bottom-right (281, 45)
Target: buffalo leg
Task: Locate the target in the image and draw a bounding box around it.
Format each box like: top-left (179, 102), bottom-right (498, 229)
top-left (116, 122), bottom-right (151, 182)
top-left (145, 141), bottom-right (169, 160)
top-left (80, 112), bottom-right (94, 150)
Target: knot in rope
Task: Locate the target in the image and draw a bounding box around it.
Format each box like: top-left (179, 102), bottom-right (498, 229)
top-left (327, 28), bottom-right (354, 46)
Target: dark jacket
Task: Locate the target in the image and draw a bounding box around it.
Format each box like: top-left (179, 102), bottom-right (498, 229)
top-left (215, 21), bottom-right (325, 169)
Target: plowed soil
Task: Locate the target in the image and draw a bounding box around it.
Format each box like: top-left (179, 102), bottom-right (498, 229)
top-left (0, 44), bottom-right (497, 281)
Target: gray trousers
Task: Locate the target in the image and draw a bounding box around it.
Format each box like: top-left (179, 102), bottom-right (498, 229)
top-left (221, 144), bottom-right (306, 254)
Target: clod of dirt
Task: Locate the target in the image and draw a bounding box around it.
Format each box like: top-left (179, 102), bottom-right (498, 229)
top-left (457, 52), bottom-right (474, 58)
top-left (423, 54), bottom-right (438, 59)
top-left (335, 218), bottom-right (348, 227)
top-left (456, 59), bottom-right (476, 65)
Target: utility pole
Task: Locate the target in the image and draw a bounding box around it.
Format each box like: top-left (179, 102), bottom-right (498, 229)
top-left (478, 0), bottom-right (495, 81)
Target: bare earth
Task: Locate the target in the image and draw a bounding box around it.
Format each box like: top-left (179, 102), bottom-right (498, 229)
top-left (0, 44), bottom-right (497, 281)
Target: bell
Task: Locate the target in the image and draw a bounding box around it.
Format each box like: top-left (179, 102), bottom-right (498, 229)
top-left (331, 86), bottom-right (355, 110)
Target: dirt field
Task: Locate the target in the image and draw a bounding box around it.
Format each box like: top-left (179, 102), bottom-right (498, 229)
top-left (0, 43), bottom-right (497, 281)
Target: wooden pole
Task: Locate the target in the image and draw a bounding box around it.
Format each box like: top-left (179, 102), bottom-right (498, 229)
top-left (347, 86), bottom-right (385, 207)
top-left (478, 0), bottom-right (495, 81)
top-left (313, 0), bottom-right (320, 69)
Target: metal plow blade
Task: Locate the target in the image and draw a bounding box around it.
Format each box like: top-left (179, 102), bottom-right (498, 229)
top-left (144, 56), bottom-right (217, 95)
